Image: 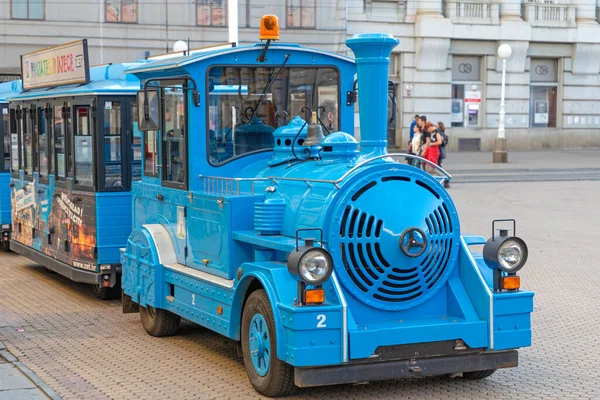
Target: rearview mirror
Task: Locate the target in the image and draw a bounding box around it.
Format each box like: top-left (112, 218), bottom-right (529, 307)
top-left (137, 88), bottom-right (161, 131)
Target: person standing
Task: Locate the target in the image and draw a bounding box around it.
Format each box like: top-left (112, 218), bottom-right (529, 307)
top-left (437, 121), bottom-right (448, 168)
top-left (409, 114), bottom-right (419, 142)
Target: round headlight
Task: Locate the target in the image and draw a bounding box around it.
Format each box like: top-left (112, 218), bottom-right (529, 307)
top-left (498, 239), bottom-right (525, 272)
top-left (287, 247), bottom-right (333, 285)
top-left (299, 250), bottom-right (330, 283)
top-left (483, 235), bottom-right (528, 273)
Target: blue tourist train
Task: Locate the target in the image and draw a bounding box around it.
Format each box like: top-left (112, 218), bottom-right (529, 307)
top-left (120, 16), bottom-right (534, 397)
top-left (0, 79), bottom-right (22, 251)
top-left (9, 40), bottom-right (142, 298)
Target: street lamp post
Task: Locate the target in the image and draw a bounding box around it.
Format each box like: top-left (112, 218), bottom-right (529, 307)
top-left (494, 44), bottom-right (512, 163)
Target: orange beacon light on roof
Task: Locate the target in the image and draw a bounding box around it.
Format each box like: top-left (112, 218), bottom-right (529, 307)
top-left (260, 15), bottom-right (280, 41)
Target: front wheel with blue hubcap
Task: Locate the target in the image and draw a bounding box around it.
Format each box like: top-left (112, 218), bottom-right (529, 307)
top-left (241, 290), bottom-right (295, 397)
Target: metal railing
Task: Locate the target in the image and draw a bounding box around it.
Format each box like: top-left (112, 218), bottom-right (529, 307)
top-left (445, 0), bottom-right (500, 24)
top-left (523, 1), bottom-right (576, 27)
top-left (199, 176), bottom-right (266, 196)
top-left (199, 153), bottom-right (451, 195)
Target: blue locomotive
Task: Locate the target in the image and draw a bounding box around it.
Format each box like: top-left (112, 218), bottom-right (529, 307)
top-left (9, 40), bottom-right (142, 299)
top-left (0, 79), bottom-right (22, 251)
top-left (122, 16), bottom-right (533, 397)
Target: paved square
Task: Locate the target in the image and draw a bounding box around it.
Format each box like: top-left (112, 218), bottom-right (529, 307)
top-left (0, 179), bottom-right (598, 399)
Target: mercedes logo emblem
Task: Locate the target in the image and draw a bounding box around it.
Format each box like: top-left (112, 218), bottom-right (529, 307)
top-left (399, 227), bottom-right (428, 258)
top-left (535, 65), bottom-right (549, 75)
top-left (458, 63), bottom-right (473, 74)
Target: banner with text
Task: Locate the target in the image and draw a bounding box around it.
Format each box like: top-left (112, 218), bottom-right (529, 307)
top-left (21, 40), bottom-right (90, 90)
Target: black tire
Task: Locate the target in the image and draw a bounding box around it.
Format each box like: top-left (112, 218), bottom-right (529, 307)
top-left (241, 290), bottom-right (295, 397)
top-left (139, 305), bottom-right (181, 337)
top-left (92, 283), bottom-right (121, 300)
top-left (462, 369), bottom-right (496, 380)
top-left (2, 240), bottom-right (10, 252)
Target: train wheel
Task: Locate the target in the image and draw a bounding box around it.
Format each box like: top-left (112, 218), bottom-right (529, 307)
top-left (241, 290), bottom-right (295, 397)
top-left (139, 305), bottom-right (180, 337)
top-left (462, 369), bottom-right (496, 380)
top-left (92, 284), bottom-right (121, 300)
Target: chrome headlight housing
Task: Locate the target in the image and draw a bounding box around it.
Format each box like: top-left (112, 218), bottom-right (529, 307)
top-left (287, 246), bottom-right (333, 285)
top-left (483, 235), bottom-right (528, 273)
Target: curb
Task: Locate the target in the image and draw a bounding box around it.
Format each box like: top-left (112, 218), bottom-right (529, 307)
top-left (0, 340), bottom-right (63, 400)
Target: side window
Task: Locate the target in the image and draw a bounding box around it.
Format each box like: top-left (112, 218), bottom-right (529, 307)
top-left (10, 108), bottom-right (18, 174)
top-left (131, 101), bottom-right (142, 181)
top-left (38, 107), bottom-right (49, 179)
top-left (23, 108), bottom-right (33, 176)
top-left (54, 105), bottom-right (66, 180)
top-left (162, 85), bottom-right (186, 186)
top-left (2, 106), bottom-right (9, 172)
top-left (74, 107), bottom-right (94, 188)
top-left (144, 130), bottom-right (158, 177)
top-left (104, 101), bottom-right (123, 188)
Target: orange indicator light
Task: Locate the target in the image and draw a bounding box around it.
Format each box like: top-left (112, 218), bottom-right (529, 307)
top-left (304, 289), bottom-right (325, 304)
top-left (217, 306), bottom-right (223, 315)
top-left (502, 276), bottom-right (520, 290)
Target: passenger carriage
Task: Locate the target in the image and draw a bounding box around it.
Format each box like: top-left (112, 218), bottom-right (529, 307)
top-left (9, 40), bottom-right (142, 299)
top-left (122, 16), bottom-right (534, 397)
top-left (0, 80), bottom-right (23, 251)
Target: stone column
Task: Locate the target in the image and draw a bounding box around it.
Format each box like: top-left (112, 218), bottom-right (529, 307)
top-left (575, 0), bottom-right (597, 24)
top-left (416, 0), bottom-right (443, 17)
top-left (499, 0), bottom-right (522, 20)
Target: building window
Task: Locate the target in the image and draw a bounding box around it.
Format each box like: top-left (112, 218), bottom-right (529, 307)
top-left (451, 56), bottom-right (482, 128)
top-left (106, 0), bottom-right (137, 23)
top-left (287, 0), bottom-right (316, 28)
top-left (11, 0), bottom-right (44, 20)
top-left (530, 59), bottom-right (557, 128)
top-left (197, 0), bottom-right (227, 26)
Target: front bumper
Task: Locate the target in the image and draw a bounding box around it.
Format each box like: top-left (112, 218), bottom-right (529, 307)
top-left (294, 350), bottom-right (517, 387)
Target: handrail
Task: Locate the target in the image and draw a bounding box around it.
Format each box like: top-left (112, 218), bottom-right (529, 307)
top-left (339, 153), bottom-right (452, 181)
top-left (200, 152), bottom-right (451, 194)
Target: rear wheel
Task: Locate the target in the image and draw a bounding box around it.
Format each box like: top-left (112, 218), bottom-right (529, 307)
top-left (92, 283), bottom-right (121, 300)
top-left (139, 305), bottom-right (180, 337)
top-left (462, 369), bottom-right (496, 380)
top-left (241, 290), bottom-right (295, 397)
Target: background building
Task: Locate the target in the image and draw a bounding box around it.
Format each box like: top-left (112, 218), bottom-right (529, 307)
top-left (2, 0), bottom-right (600, 150)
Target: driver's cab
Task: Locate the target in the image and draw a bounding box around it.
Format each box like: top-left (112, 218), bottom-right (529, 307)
top-left (130, 29), bottom-right (357, 193)
top-left (126, 16), bottom-right (357, 272)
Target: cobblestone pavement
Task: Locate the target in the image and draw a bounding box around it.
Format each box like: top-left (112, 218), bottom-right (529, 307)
top-left (0, 180), bottom-right (599, 399)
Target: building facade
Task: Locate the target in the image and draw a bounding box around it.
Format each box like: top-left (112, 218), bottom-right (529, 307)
top-left (347, 0), bottom-right (600, 150)
top-left (2, 0), bottom-right (600, 150)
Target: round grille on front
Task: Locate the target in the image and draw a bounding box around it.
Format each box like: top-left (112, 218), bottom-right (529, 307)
top-left (329, 173), bottom-right (460, 311)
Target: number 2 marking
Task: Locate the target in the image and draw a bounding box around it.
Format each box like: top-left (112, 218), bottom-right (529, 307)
top-left (192, 294), bottom-right (196, 306)
top-left (317, 314), bottom-right (327, 328)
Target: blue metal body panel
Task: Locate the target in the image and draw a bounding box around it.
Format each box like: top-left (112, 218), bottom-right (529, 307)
top-left (122, 34), bottom-right (534, 381)
top-left (0, 80), bottom-right (23, 230)
top-left (96, 192), bottom-right (133, 264)
top-left (0, 173), bottom-right (11, 226)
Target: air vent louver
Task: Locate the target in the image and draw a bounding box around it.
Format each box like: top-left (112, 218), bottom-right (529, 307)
top-left (332, 175), bottom-right (459, 311)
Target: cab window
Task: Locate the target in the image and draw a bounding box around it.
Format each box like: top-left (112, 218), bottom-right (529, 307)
top-left (53, 105), bottom-right (67, 180)
top-left (74, 106), bottom-right (94, 188)
top-left (2, 106), bottom-right (9, 172)
top-left (104, 101), bottom-right (123, 188)
top-left (162, 84), bottom-right (186, 187)
top-left (206, 66), bottom-right (339, 165)
top-left (131, 101), bottom-right (142, 182)
top-left (38, 106), bottom-right (50, 180)
top-left (23, 107), bottom-right (33, 176)
top-left (9, 108), bottom-right (18, 175)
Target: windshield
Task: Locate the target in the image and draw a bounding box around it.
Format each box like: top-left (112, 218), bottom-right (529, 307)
top-left (207, 66), bottom-right (339, 165)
